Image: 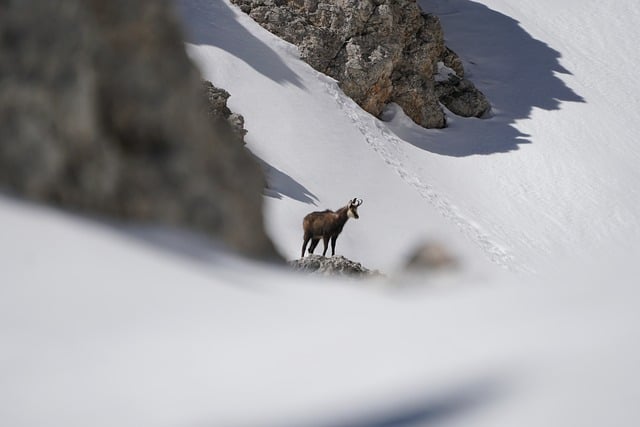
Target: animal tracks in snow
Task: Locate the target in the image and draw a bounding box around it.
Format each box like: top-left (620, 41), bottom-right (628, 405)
top-left (322, 77), bottom-right (518, 271)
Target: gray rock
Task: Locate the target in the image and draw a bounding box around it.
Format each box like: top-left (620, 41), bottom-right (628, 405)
top-left (202, 80), bottom-right (248, 142)
top-left (434, 62), bottom-right (491, 118)
top-left (231, 0), bottom-right (490, 128)
top-left (290, 255), bottom-right (378, 277)
top-left (0, 0), bottom-right (281, 261)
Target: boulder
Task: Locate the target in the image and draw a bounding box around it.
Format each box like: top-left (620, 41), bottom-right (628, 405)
top-left (405, 241), bottom-right (459, 271)
top-left (231, 0), bottom-right (490, 128)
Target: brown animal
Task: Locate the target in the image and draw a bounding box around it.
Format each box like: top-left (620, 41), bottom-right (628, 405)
top-left (301, 198), bottom-right (363, 258)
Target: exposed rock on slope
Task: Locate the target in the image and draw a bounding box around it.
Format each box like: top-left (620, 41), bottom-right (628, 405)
top-left (202, 80), bottom-right (248, 144)
top-left (290, 255), bottom-right (378, 277)
top-left (0, 0), bottom-right (280, 261)
top-left (231, 0), bottom-right (490, 128)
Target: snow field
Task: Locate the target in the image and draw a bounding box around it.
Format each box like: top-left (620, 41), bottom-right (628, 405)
top-left (3, 0), bottom-right (640, 426)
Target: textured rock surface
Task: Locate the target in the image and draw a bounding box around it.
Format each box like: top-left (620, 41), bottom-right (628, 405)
top-left (290, 255), bottom-right (378, 277)
top-left (231, 0), bottom-right (490, 128)
top-left (202, 80), bottom-right (248, 143)
top-left (0, 0), bottom-right (280, 261)
top-left (434, 62), bottom-right (491, 118)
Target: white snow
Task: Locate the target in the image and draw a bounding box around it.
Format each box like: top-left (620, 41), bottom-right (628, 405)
top-left (3, 0), bottom-right (640, 426)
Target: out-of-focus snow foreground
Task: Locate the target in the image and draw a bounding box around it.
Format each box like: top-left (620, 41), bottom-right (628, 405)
top-left (3, 0), bottom-right (640, 426)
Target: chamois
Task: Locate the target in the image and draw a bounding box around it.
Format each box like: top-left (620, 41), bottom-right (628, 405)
top-left (301, 198), bottom-right (363, 258)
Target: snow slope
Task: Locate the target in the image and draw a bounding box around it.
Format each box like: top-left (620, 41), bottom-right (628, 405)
top-left (3, 195), bottom-right (640, 427)
top-left (3, 0), bottom-right (640, 426)
top-left (176, 0), bottom-right (498, 274)
top-left (179, 0), bottom-right (640, 274)
top-left (411, 0), bottom-right (640, 273)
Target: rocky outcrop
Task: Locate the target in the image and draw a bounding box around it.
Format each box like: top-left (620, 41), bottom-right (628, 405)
top-left (0, 0), bottom-right (280, 261)
top-left (434, 61), bottom-right (491, 118)
top-left (290, 255), bottom-right (379, 277)
top-left (231, 0), bottom-right (490, 128)
top-left (202, 80), bottom-right (248, 143)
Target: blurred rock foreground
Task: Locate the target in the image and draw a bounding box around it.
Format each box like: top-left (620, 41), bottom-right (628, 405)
top-left (0, 0), bottom-right (281, 261)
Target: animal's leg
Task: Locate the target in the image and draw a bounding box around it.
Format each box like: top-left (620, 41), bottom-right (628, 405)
top-left (322, 236), bottom-right (330, 256)
top-left (302, 234), bottom-right (311, 258)
top-left (309, 238), bottom-right (320, 254)
top-left (330, 235), bottom-right (338, 256)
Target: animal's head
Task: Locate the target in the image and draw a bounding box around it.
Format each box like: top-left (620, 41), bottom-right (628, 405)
top-left (347, 198), bottom-right (363, 219)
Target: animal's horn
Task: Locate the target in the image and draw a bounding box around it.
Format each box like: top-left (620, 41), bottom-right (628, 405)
top-left (355, 198), bottom-right (363, 206)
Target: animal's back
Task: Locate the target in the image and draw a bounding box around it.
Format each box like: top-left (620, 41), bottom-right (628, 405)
top-left (304, 209), bottom-right (330, 219)
top-left (303, 210), bottom-right (334, 235)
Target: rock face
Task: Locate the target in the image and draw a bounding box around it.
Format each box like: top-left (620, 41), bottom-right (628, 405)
top-left (231, 0), bottom-right (490, 128)
top-left (202, 80), bottom-right (248, 143)
top-left (290, 255), bottom-right (378, 277)
top-left (0, 0), bottom-right (280, 261)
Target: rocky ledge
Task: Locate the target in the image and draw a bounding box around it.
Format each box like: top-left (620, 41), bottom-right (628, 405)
top-left (289, 255), bottom-right (379, 277)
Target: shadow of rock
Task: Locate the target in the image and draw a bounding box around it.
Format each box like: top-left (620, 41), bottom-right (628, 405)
top-left (258, 158), bottom-right (318, 205)
top-left (174, 0), bottom-right (303, 88)
top-left (380, 0), bottom-right (585, 157)
top-left (283, 375), bottom-right (508, 427)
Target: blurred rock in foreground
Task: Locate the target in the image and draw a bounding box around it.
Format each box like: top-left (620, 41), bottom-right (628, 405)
top-left (405, 241), bottom-right (459, 271)
top-left (0, 0), bottom-right (280, 261)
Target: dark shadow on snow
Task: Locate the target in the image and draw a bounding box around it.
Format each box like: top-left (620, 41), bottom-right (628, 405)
top-left (275, 375), bottom-right (510, 427)
top-left (258, 158), bottom-right (319, 205)
top-left (381, 0), bottom-right (585, 157)
top-left (174, 0), bottom-right (304, 88)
